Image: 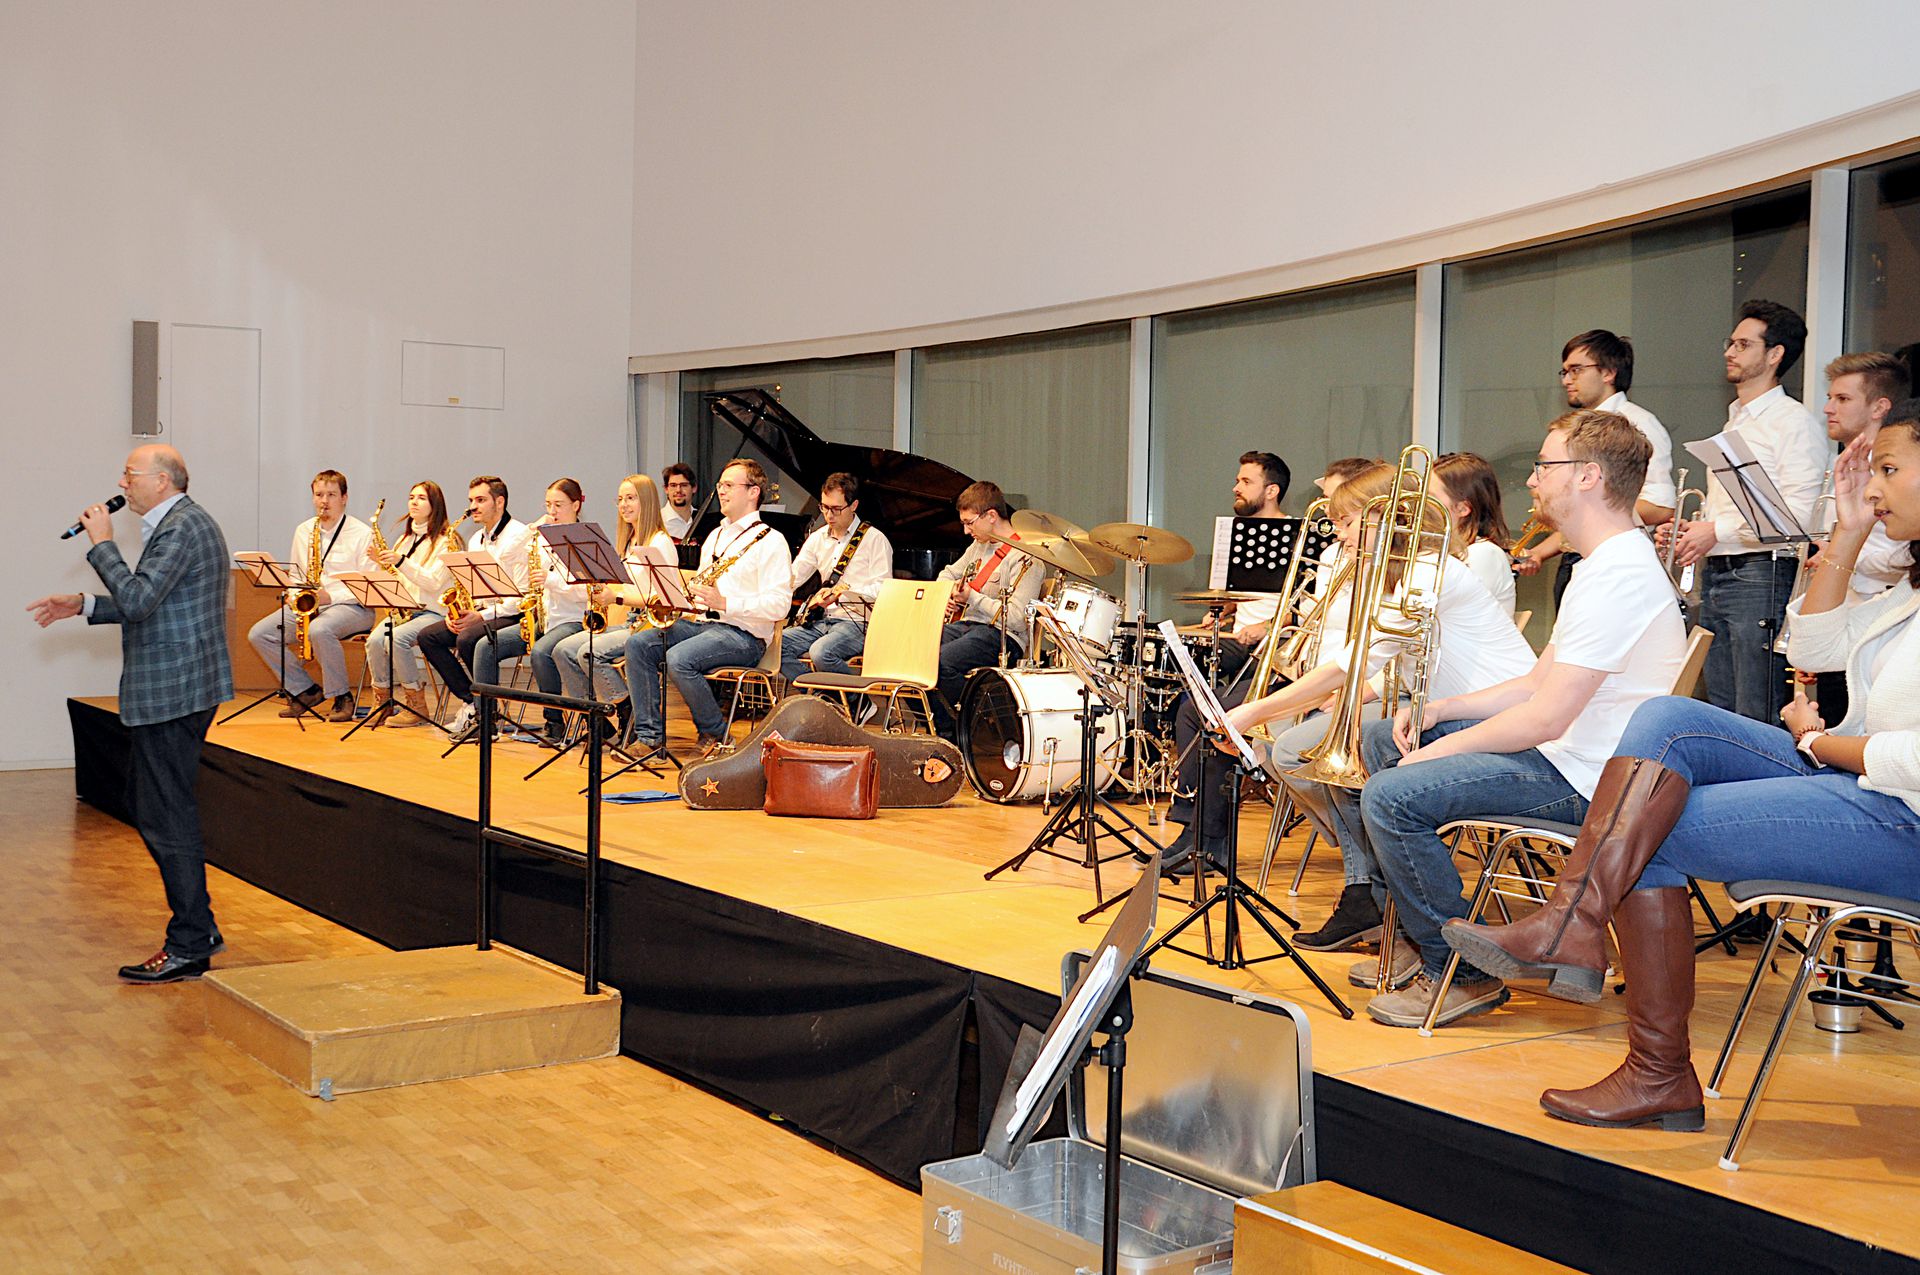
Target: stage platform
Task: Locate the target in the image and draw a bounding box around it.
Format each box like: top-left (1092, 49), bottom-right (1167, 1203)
top-left (69, 695), bottom-right (1920, 1273)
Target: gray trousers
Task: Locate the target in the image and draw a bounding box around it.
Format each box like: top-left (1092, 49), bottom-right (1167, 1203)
top-left (248, 602), bottom-right (375, 697)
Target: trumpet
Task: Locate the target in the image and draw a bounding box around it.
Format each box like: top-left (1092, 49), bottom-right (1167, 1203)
top-left (1664, 471), bottom-right (1708, 598)
top-left (1292, 446), bottom-right (1452, 791)
top-left (1508, 511), bottom-right (1550, 569)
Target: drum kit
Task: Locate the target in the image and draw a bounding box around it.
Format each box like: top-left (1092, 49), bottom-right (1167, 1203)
top-left (957, 509), bottom-right (1244, 809)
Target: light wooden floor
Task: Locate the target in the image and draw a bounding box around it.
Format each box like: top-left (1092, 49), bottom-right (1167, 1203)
top-left (47, 698), bottom-right (1920, 1263)
top-left (0, 767), bottom-right (919, 1274)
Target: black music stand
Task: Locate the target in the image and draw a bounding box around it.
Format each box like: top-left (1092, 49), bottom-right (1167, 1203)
top-left (600, 547), bottom-right (703, 781)
top-left (523, 522), bottom-right (626, 779)
top-left (337, 570), bottom-right (431, 738)
top-left (439, 549), bottom-right (519, 758)
top-left (986, 604), bottom-right (1163, 904)
top-left (983, 854), bottom-right (1158, 1275)
top-left (223, 552), bottom-right (324, 728)
top-left (1141, 624), bottom-right (1351, 1016)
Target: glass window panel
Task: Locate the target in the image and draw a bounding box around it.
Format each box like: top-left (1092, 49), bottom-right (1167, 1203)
top-left (1440, 188), bottom-right (1809, 638)
top-left (911, 324), bottom-right (1131, 531)
top-left (677, 354), bottom-right (896, 512)
top-left (1147, 277), bottom-right (1416, 614)
top-left (1847, 153), bottom-right (1920, 359)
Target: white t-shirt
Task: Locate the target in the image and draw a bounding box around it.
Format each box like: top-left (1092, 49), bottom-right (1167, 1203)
top-left (1327, 554), bottom-right (1532, 700)
top-left (1462, 538), bottom-right (1516, 616)
top-left (1536, 528), bottom-right (1688, 798)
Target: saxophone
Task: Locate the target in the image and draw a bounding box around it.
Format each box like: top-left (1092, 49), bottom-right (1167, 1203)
top-left (439, 516), bottom-right (474, 621)
top-left (519, 532), bottom-right (548, 647)
top-left (292, 519), bottom-right (323, 660)
top-left (671, 525), bottom-right (767, 625)
top-left (364, 498), bottom-right (396, 620)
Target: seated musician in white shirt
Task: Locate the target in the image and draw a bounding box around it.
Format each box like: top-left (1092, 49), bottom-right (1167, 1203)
top-left (472, 479), bottom-right (593, 744)
top-left (623, 458), bottom-right (793, 757)
top-left (365, 480), bottom-right (460, 728)
top-left (780, 472), bottom-right (893, 682)
top-left (661, 463), bottom-right (697, 541)
top-left (245, 468), bottom-right (376, 723)
top-left (555, 473), bottom-right (677, 742)
top-left (933, 481), bottom-right (1047, 741)
top-left (419, 475), bottom-right (533, 739)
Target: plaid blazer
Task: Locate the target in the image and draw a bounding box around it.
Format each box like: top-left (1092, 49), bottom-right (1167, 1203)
top-left (86, 496), bottom-right (234, 727)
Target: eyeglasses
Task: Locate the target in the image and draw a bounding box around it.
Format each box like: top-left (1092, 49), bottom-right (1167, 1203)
top-left (1558, 362), bottom-right (1598, 380)
top-left (715, 479), bottom-right (755, 492)
top-left (959, 513), bottom-right (984, 529)
top-left (122, 468), bottom-right (159, 479)
top-left (1530, 459), bottom-right (1581, 475)
top-left (818, 503), bottom-right (849, 516)
top-left (1724, 337), bottom-right (1766, 354)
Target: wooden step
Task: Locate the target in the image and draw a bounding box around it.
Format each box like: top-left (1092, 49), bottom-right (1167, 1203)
top-left (204, 945), bottom-right (620, 1098)
top-left (1235, 1180), bottom-right (1574, 1273)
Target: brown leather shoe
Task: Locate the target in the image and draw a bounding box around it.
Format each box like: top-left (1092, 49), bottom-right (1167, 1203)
top-left (1540, 886), bottom-right (1704, 1131)
top-left (327, 694), bottom-right (358, 723)
top-left (277, 686), bottom-right (324, 718)
top-left (1441, 757), bottom-right (1689, 1003)
top-left (118, 949), bottom-right (210, 983)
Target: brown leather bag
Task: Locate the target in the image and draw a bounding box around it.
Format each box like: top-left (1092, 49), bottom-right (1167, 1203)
top-left (761, 737), bottom-right (879, 819)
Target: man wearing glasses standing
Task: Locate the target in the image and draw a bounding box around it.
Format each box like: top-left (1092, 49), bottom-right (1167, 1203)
top-left (1665, 300), bottom-right (1828, 723)
top-left (29, 446), bottom-right (233, 982)
top-left (779, 472), bottom-right (892, 681)
top-left (1515, 330), bottom-right (1676, 608)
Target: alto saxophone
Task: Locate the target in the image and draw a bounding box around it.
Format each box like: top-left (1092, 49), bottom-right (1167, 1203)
top-left (519, 533), bottom-right (548, 647)
top-left (363, 498), bottom-right (397, 620)
top-left (439, 516), bottom-right (475, 621)
top-left (292, 519), bottom-right (323, 660)
top-left (671, 526), bottom-right (765, 625)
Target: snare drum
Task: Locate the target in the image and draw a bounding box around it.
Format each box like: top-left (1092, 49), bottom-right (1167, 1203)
top-left (1046, 580), bottom-right (1120, 653)
top-left (959, 668), bottom-right (1126, 803)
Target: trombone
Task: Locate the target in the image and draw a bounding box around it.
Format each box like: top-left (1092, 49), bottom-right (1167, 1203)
top-left (1291, 446), bottom-right (1453, 791)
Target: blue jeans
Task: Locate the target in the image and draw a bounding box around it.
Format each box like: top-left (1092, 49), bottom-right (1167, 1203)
top-left (934, 622), bottom-right (1021, 736)
top-left (779, 617), bottom-right (868, 681)
top-left (1358, 717), bottom-right (1590, 979)
top-left (365, 610), bottom-right (441, 689)
top-left (624, 620), bottom-right (764, 744)
top-left (554, 625), bottom-right (632, 704)
top-left (1699, 553), bottom-right (1797, 724)
top-left (474, 621), bottom-right (584, 732)
top-left (1616, 696), bottom-right (1920, 896)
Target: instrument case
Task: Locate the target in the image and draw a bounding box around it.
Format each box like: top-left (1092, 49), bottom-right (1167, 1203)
top-left (919, 956), bottom-right (1314, 1274)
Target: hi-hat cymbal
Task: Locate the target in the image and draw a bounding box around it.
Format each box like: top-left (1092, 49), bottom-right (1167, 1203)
top-left (1087, 521), bottom-right (1194, 565)
top-left (1010, 509), bottom-right (1087, 541)
top-left (1174, 588), bottom-right (1254, 605)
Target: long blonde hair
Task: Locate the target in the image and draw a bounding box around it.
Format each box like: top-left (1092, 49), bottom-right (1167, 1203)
top-left (618, 473), bottom-right (667, 554)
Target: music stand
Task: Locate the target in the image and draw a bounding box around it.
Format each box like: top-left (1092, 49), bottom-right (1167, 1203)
top-left (600, 545), bottom-right (702, 780)
top-left (1142, 623), bottom-right (1351, 1015)
top-left (223, 552), bottom-right (324, 728)
top-left (524, 522), bottom-right (627, 779)
top-left (439, 550), bottom-right (519, 757)
top-left (336, 570), bottom-right (431, 738)
top-left (982, 853), bottom-right (1158, 1275)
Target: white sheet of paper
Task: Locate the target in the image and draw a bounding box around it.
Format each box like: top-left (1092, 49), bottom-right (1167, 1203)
top-left (1007, 945), bottom-right (1118, 1138)
top-left (1208, 516), bottom-right (1234, 589)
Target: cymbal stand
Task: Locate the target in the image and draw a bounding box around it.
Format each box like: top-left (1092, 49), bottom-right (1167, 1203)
top-left (1111, 554), bottom-right (1174, 808)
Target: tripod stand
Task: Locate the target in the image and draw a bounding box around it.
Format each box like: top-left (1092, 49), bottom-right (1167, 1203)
top-left (223, 554), bottom-right (324, 728)
top-left (339, 571), bottom-right (434, 739)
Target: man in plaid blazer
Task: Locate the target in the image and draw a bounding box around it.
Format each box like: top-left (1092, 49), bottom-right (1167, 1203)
top-left (30, 444), bottom-right (234, 983)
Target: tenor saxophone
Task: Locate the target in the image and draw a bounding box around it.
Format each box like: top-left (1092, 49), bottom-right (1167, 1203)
top-left (439, 517), bottom-right (474, 621)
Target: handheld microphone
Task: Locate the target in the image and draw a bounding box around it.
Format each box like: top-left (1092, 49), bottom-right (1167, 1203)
top-left (61, 494), bottom-right (126, 540)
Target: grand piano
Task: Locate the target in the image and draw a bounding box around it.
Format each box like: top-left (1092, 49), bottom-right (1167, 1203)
top-left (685, 389), bottom-right (974, 579)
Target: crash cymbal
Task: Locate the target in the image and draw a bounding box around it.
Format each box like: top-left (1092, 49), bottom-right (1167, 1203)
top-left (1174, 588), bottom-right (1254, 605)
top-left (1010, 509), bottom-right (1087, 541)
top-left (1087, 521), bottom-right (1194, 566)
top-left (983, 527), bottom-right (1116, 580)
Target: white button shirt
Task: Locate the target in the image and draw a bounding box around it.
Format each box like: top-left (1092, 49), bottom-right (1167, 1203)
top-left (791, 517), bottom-right (894, 621)
top-left (1595, 391), bottom-right (1677, 512)
top-left (289, 514), bottom-right (375, 608)
top-left (470, 516), bottom-right (534, 620)
top-left (662, 504), bottom-right (694, 540)
top-left (702, 513), bottom-right (794, 641)
top-left (1703, 385), bottom-right (1830, 557)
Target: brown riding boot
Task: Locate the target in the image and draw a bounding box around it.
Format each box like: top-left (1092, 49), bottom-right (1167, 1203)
top-left (1540, 886), bottom-right (1705, 1131)
top-left (388, 686), bottom-right (433, 728)
top-left (1440, 756), bottom-right (1689, 1003)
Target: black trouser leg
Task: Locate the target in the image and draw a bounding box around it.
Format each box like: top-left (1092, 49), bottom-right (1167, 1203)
top-left (127, 709), bottom-right (219, 959)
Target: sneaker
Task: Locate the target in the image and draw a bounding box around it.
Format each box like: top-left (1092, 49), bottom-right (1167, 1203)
top-left (1366, 973), bottom-right (1509, 1029)
top-left (1294, 884), bottom-right (1383, 952)
top-left (1348, 932), bottom-right (1421, 990)
top-left (446, 701), bottom-right (477, 740)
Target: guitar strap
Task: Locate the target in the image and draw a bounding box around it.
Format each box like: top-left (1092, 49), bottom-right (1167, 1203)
top-left (820, 521), bottom-right (870, 593)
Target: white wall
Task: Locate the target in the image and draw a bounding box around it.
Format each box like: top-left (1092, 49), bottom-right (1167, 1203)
top-left (2, 0), bottom-right (637, 767)
top-left (630, 0), bottom-right (1920, 366)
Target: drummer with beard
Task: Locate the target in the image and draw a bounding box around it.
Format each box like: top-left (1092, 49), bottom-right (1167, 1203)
top-left (1152, 450), bottom-right (1293, 874)
top-left (933, 481), bottom-right (1048, 741)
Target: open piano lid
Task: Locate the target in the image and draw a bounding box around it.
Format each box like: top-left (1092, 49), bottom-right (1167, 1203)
top-left (704, 389), bottom-right (974, 556)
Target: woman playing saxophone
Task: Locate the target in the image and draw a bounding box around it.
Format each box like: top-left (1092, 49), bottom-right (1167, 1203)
top-left (365, 481), bottom-right (460, 727)
top-left (470, 479), bottom-right (591, 745)
top-left (553, 474), bottom-right (677, 744)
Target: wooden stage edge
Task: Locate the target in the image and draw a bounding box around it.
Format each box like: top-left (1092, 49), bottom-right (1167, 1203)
top-left (70, 696), bottom-right (1920, 1273)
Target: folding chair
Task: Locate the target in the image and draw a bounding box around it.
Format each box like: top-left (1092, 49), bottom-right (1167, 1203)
top-left (790, 579), bottom-right (952, 734)
top-left (703, 619), bottom-right (786, 752)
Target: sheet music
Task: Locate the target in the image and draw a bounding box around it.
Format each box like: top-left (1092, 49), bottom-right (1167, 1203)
top-left (1158, 619), bottom-right (1263, 769)
top-left (1208, 516), bottom-right (1234, 589)
top-left (1007, 946), bottom-right (1118, 1138)
top-left (1684, 433), bottom-right (1803, 543)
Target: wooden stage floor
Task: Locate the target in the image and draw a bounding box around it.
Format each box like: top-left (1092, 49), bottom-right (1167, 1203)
top-left (88, 696), bottom-right (1920, 1264)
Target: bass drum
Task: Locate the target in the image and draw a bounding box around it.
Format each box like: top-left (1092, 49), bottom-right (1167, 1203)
top-left (959, 669), bottom-right (1127, 803)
